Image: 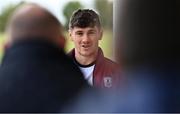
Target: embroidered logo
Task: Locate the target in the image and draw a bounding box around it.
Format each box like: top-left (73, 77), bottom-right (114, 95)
top-left (103, 77), bottom-right (112, 88)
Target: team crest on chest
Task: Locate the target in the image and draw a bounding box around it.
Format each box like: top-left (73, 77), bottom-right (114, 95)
top-left (103, 76), bottom-right (112, 88)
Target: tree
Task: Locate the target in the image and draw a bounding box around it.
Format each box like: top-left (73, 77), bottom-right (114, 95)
top-left (95, 0), bottom-right (113, 29)
top-left (63, 1), bottom-right (84, 29)
top-left (0, 2), bottom-right (24, 33)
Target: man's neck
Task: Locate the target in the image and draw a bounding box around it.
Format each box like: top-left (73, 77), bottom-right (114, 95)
top-left (75, 50), bottom-right (98, 66)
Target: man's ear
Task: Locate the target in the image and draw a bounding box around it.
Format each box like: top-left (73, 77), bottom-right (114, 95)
top-left (99, 29), bottom-right (103, 40)
top-left (68, 29), bottom-right (73, 41)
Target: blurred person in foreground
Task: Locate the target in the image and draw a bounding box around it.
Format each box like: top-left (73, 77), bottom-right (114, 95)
top-left (0, 3), bottom-right (88, 112)
top-left (114, 0), bottom-right (179, 112)
top-left (64, 0), bottom-right (179, 112)
top-left (68, 9), bottom-right (120, 89)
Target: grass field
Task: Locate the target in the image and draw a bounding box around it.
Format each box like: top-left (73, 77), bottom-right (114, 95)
top-left (0, 30), bottom-right (113, 61)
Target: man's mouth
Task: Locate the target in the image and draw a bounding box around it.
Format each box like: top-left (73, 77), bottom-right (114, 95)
top-left (82, 45), bottom-right (90, 48)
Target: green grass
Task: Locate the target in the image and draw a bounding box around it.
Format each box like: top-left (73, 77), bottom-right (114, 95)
top-left (0, 29), bottom-right (113, 61)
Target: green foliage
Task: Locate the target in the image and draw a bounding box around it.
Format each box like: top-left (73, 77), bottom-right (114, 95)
top-left (63, 1), bottom-right (84, 29)
top-left (95, 0), bottom-right (113, 29)
top-left (0, 2), bottom-right (24, 32)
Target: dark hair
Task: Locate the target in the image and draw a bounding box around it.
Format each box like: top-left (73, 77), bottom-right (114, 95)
top-left (69, 9), bottom-right (101, 29)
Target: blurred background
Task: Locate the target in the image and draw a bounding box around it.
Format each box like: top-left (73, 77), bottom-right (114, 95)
top-left (0, 0), bottom-right (113, 62)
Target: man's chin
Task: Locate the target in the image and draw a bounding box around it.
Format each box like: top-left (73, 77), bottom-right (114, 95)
top-left (80, 52), bottom-right (92, 57)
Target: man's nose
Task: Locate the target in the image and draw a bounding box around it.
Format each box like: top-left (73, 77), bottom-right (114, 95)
top-left (82, 35), bottom-right (90, 43)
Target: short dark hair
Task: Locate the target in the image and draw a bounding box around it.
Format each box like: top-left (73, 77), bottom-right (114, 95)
top-left (69, 9), bottom-right (101, 29)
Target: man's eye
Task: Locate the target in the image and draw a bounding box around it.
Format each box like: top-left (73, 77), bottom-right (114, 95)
top-left (88, 31), bottom-right (96, 34)
top-left (76, 32), bottom-right (83, 36)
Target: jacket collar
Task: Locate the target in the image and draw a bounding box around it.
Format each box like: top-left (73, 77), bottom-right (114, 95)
top-left (68, 47), bottom-right (105, 75)
top-left (93, 48), bottom-right (105, 78)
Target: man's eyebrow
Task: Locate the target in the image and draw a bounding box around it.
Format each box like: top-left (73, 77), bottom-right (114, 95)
top-left (89, 29), bottom-right (96, 32)
top-left (88, 29), bottom-right (97, 33)
top-left (75, 30), bottom-right (83, 33)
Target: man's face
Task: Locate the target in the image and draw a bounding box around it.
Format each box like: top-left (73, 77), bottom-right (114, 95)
top-left (69, 26), bottom-right (102, 57)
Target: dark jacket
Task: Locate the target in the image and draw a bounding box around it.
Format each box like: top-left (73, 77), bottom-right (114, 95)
top-left (0, 39), bottom-right (88, 112)
top-left (68, 48), bottom-right (120, 89)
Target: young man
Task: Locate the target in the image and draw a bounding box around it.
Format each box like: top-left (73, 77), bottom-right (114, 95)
top-left (68, 9), bottom-right (120, 89)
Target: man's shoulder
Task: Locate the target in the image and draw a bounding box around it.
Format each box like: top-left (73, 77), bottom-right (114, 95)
top-left (96, 48), bottom-right (119, 70)
top-left (103, 57), bottom-right (119, 69)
